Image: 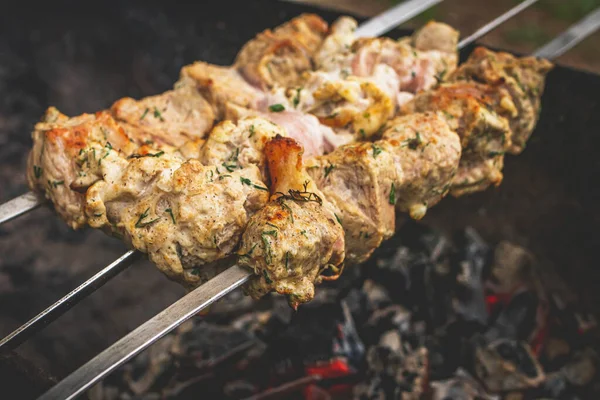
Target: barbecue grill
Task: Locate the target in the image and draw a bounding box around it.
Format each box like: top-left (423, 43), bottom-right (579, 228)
top-left (1, 0), bottom-right (600, 398)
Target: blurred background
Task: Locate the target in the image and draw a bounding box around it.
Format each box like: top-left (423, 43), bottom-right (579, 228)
top-left (288, 0), bottom-right (600, 73)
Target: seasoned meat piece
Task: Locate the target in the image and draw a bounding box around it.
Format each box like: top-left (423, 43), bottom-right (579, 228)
top-left (306, 140), bottom-right (399, 264)
top-left (85, 153), bottom-right (269, 288)
top-left (450, 155), bottom-right (504, 197)
top-left (201, 117), bottom-right (287, 176)
top-left (111, 78), bottom-right (215, 147)
top-left (27, 107), bottom-right (136, 229)
top-left (224, 103), bottom-right (349, 157)
top-left (179, 62), bottom-right (267, 119)
top-left (351, 21), bottom-right (459, 95)
top-left (314, 17), bottom-right (357, 73)
top-left (449, 47), bottom-right (553, 153)
top-left (239, 136), bottom-right (344, 308)
top-left (235, 14), bottom-right (329, 89)
top-left (289, 20), bottom-right (458, 143)
top-left (402, 82), bottom-right (514, 197)
top-left (294, 65), bottom-right (398, 140)
top-left (382, 112), bottom-right (461, 220)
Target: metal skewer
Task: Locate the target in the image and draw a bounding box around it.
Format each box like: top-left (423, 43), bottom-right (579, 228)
top-left (457, 0), bottom-right (539, 48)
top-left (0, 251), bottom-right (141, 352)
top-left (0, 0), bottom-right (439, 354)
top-left (533, 6), bottom-right (600, 58)
top-left (0, 191), bottom-right (41, 225)
top-left (40, 3), bottom-right (600, 400)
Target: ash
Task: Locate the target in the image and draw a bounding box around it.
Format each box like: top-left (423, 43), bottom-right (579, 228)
top-left (91, 221), bottom-right (600, 400)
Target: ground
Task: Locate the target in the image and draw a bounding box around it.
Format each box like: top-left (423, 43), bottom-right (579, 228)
top-left (290, 0), bottom-right (600, 74)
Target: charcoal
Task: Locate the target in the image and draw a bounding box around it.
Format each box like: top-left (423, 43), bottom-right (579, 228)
top-left (561, 348), bottom-right (597, 387)
top-left (484, 291), bottom-right (540, 343)
top-left (474, 339), bottom-right (545, 392)
top-left (267, 296), bottom-right (365, 370)
top-left (452, 227), bottom-right (491, 325)
top-left (430, 368), bottom-right (498, 400)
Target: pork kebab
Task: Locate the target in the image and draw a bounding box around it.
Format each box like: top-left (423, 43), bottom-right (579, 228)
top-left (25, 16), bottom-right (552, 308)
top-left (25, 14), bottom-right (457, 230)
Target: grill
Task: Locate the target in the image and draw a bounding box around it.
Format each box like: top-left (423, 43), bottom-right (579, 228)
top-left (1, 0), bottom-right (600, 398)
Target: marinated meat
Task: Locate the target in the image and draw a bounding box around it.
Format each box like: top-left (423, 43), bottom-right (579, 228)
top-left (85, 153), bottom-right (269, 288)
top-left (382, 112), bottom-right (461, 219)
top-left (239, 136), bottom-right (345, 308)
top-left (306, 140), bottom-right (399, 264)
top-left (111, 78), bottom-right (215, 148)
top-left (402, 82), bottom-right (513, 197)
top-left (235, 14), bottom-right (329, 89)
top-left (200, 117), bottom-right (287, 176)
top-left (179, 62), bottom-right (267, 119)
top-left (27, 107), bottom-right (137, 229)
top-left (224, 102), bottom-right (347, 157)
top-left (449, 47), bottom-right (553, 153)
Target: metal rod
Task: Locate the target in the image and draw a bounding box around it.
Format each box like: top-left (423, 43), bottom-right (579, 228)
top-left (355, 0), bottom-right (443, 38)
top-left (0, 191), bottom-right (42, 225)
top-left (38, 264), bottom-right (251, 400)
top-left (0, 250), bottom-right (140, 353)
top-left (457, 0), bottom-right (540, 49)
top-left (533, 6), bottom-right (600, 59)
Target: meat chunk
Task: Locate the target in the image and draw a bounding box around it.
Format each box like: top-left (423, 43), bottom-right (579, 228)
top-left (85, 153), bottom-right (269, 288)
top-left (382, 112), bottom-right (461, 219)
top-left (402, 82), bottom-right (513, 197)
top-left (239, 136), bottom-right (344, 308)
top-left (294, 65), bottom-right (398, 140)
top-left (27, 107), bottom-right (136, 229)
top-left (224, 103), bottom-right (346, 158)
top-left (235, 14), bottom-right (329, 89)
top-left (200, 117), bottom-right (287, 177)
top-left (179, 63), bottom-right (266, 119)
top-left (449, 47), bottom-right (553, 153)
top-left (351, 21), bottom-right (458, 95)
top-left (288, 20), bottom-right (458, 143)
top-left (306, 140), bottom-right (399, 264)
top-left (111, 79), bottom-right (215, 148)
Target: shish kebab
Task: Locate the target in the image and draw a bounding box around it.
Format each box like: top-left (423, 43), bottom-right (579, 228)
top-left (24, 13), bottom-right (551, 308)
top-left (0, 1), bottom-right (553, 356)
top-left (36, 8), bottom-right (600, 400)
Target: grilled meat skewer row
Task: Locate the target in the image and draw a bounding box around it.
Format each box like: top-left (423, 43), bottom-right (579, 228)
top-left (26, 14), bottom-right (458, 230)
top-left (25, 47), bottom-right (552, 303)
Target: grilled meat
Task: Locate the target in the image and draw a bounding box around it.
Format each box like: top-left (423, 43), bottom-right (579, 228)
top-left (290, 20), bottom-right (459, 141)
top-left (239, 136), bottom-right (345, 308)
top-left (382, 112), bottom-right (462, 219)
top-left (235, 14), bottom-right (329, 89)
top-left (24, 13), bottom-right (553, 307)
top-left (27, 107), bottom-right (138, 229)
top-left (200, 117), bottom-right (287, 176)
top-left (224, 102), bottom-right (343, 158)
top-left (403, 82), bottom-right (513, 196)
top-left (111, 77), bottom-right (215, 148)
top-left (402, 47), bottom-right (552, 197)
top-left (449, 47), bottom-right (553, 154)
top-left (85, 144), bottom-right (269, 288)
top-left (306, 140), bottom-right (399, 264)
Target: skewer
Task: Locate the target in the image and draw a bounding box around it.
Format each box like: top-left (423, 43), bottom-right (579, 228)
top-left (38, 5), bottom-right (600, 400)
top-left (0, 0), bottom-right (538, 356)
top-left (0, 191), bottom-right (41, 225)
top-left (0, 0), bottom-right (438, 353)
top-left (533, 6), bottom-right (600, 58)
top-left (0, 251), bottom-right (141, 352)
top-left (457, 0), bottom-right (539, 49)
